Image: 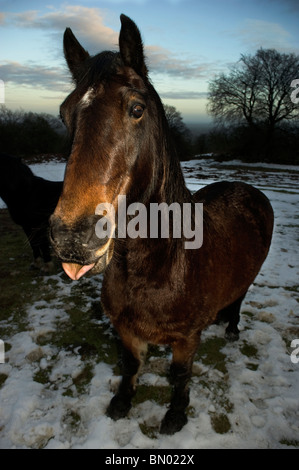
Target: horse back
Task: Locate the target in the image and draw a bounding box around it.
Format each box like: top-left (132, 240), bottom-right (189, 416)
top-left (194, 181), bottom-right (274, 250)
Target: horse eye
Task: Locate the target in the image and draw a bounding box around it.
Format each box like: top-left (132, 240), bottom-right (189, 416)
top-left (131, 104), bottom-right (145, 119)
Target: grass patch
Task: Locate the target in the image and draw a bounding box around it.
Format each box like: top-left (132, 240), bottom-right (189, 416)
top-left (133, 384), bottom-right (172, 407)
top-left (284, 285), bottom-right (299, 293)
top-left (49, 304), bottom-right (119, 366)
top-left (139, 422), bottom-right (158, 439)
top-left (33, 367), bottom-right (52, 385)
top-left (210, 412), bottom-right (231, 434)
top-left (279, 438), bottom-right (299, 447)
top-left (194, 336), bottom-right (234, 431)
top-left (0, 373), bottom-right (8, 388)
top-left (242, 311), bottom-right (255, 318)
top-left (196, 337), bottom-right (227, 373)
top-left (240, 341), bottom-right (258, 359)
top-left (72, 364), bottom-right (94, 394)
top-left (62, 409), bottom-right (81, 430)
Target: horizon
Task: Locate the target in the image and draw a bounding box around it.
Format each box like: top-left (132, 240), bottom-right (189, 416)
top-left (1, 0), bottom-right (299, 124)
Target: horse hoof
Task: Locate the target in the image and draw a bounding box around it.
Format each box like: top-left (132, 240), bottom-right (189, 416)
top-left (160, 409), bottom-right (187, 435)
top-left (225, 329), bottom-right (239, 342)
top-left (106, 395), bottom-right (131, 420)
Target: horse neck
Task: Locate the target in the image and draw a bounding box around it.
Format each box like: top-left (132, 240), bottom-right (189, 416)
top-left (143, 107), bottom-right (191, 206)
top-left (165, 151), bottom-right (191, 205)
top-left (115, 142), bottom-right (190, 268)
top-left (149, 134), bottom-right (192, 207)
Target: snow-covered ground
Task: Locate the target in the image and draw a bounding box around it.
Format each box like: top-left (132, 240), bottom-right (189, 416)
top-left (0, 158), bottom-right (298, 449)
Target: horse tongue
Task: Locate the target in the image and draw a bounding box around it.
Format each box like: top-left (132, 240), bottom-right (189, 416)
top-left (62, 262), bottom-right (95, 281)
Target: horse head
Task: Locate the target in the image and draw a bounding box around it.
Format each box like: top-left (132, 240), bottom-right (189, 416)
top-left (50, 15), bottom-right (168, 280)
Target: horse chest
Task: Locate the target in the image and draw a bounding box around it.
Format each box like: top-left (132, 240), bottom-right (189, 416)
top-left (102, 260), bottom-right (206, 344)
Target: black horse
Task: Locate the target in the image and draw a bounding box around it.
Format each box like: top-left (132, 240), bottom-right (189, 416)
top-left (0, 153), bottom-right (63, 271)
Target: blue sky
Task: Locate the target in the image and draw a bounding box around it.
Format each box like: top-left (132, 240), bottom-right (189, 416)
top-left (1, 0), bottom-right (298, 124)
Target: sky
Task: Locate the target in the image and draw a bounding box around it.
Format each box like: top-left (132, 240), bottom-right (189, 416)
top-left (0, 0), bottom-right (299, 124)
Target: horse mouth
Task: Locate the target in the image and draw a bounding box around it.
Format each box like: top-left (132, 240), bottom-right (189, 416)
top-left (61, 239), bottom-right (114, 280)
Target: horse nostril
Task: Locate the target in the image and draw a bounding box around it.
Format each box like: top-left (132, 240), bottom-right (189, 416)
top-left (49, 213), bottom-right (109, 261)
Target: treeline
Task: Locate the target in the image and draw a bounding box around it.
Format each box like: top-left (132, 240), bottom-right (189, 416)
top-left (192, 123), bottom-right (299, 164)
top-left (1, 101), bottom-right (298, 165)
top-left (0, 104), bottom-right (194, 162)
top-left (164, 101), bottom-right (299, 165)
top-left (0, 106), bottom-right (69, 159)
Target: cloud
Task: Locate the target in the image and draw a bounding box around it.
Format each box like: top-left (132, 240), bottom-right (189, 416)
top-left (145, 45), bottom-right (214, 79)
top-left (237, 19), bottom-right (295, 53)
top-left (0, 61), bottom-right (69, 92)
top-left (6, 5), bottom-right (215, 82)
top-left (10, 6), bottom-right (118, 53)
top-left (1, 4), bottom-right (222, 108)
top-left (160, 91), bottom-right (208, 100)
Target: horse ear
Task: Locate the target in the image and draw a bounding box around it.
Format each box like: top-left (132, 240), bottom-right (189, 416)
top-left (63, 28), bottom-right (90, 80)
top-left (119, 14), bottom-right (148, 78)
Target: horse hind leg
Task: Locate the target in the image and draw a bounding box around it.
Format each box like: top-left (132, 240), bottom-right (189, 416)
top-left (106, 332), bottom-right (147, 421)
top-left (216, 293), bottom-right (246, 342)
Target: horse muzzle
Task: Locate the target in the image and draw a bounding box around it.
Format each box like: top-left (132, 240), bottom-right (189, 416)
top-left (49, 214), bottom-right (114, 279)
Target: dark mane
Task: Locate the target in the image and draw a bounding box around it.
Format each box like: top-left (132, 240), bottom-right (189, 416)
top-left (76, 51), bottom-right (121, 87)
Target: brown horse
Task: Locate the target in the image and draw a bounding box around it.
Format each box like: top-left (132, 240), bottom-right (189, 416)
top-left (50, 15), bottom-right (274, 435)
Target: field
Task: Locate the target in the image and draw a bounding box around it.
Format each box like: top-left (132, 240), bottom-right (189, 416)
top-left (0, 158), bottom-right (298, 449)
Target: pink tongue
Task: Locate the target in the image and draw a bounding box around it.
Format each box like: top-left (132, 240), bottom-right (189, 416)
top-left (62, 262), bottom-right (95, 281)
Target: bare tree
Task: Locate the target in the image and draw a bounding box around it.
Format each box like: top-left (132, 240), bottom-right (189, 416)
top-left (164, 105), bottom-right (192, 160)
top-left (208, 48), bottom-right (299, 133)
top-left (164, 105), bottom-right (187, 133)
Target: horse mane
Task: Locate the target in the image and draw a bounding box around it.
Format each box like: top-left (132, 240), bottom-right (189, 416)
top-left (143, 83), bottom-right (191, 206)
top-left (74, 51), bottom-right (121, 88)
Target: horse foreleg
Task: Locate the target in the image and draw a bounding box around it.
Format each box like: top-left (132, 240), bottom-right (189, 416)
top-left (160, 335), bottom-right (200, 435)
top-left (23, 226), bottom-right (41, 261)
top-left (107, 332), bottom-right (147, 421)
